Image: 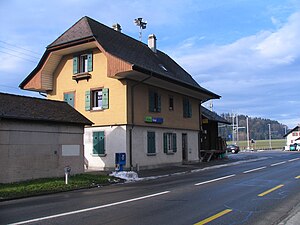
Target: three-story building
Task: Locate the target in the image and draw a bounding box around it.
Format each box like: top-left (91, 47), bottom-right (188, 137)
top-left (20, 16), bottom-right (220, 170)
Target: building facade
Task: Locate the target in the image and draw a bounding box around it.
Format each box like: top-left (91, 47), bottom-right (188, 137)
top-left (20, 16), bottom-right (220, 170)
top-left (0, 93), bottom-right (92, 183)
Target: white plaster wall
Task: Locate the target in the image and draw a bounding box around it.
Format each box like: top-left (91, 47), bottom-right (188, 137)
top-left (84, 125), bottom-right (127, 170)
top-left (132, 127), bottom-right (199, 169)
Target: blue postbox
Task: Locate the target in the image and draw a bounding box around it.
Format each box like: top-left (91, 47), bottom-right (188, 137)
top-left (115, 153), bottom-right (126, 171)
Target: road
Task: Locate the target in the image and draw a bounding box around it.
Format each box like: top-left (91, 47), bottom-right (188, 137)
top-left (1, 151), bottom-right (300, 225)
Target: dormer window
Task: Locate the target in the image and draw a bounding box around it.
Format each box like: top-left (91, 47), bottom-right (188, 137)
top-left (73, 52), bottom-right (93, 74)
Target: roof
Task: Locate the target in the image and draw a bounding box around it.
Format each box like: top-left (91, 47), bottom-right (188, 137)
top-left (20, 16), bottom-right (220, 99)
top-left (0, 92), bottom-right (93, 125)
top-left (283, 125), bottom-right (300, 137)
top-left (201, 106), bottom-right (230, 124)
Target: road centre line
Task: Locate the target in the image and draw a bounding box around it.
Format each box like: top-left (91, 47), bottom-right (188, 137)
top-left (243, 166), bottom-right (266, 174)
top-left (288, 158), bottom-right (300, 162)
top-left (194, 174), bottom-right (236, 186)
top-left (8, 191), bottom-right (170, 225)
top-left (258, 184), bottom-right (284, 197)
top-left (271, 161), bottom-right (287, 167)
top-left (194, 209), bottom-right (233, 225)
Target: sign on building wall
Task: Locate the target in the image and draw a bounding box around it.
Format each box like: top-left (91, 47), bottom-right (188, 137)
top-left (62, 145), bottom-right (80, 156)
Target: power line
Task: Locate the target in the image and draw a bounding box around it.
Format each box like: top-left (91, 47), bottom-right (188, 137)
top-left (0, 49), bottom-right (38, 63)
top-left (0, 40), bottom-right (40, 55)
top-left (0, 45), bottom-right (40, 60)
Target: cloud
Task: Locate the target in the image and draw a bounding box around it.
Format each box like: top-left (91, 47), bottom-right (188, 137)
top-left (170, 11), bottom-right (300, 127)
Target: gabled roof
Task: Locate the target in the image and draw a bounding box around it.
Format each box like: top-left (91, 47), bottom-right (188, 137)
top-left (0, 92), bottom-right (92, 125)
top-left (283, 125), bottom-right (300, 137)
top-left (20, 16), bottom-right (220, 99)
top-left (201, 106), bottom-right (230, 124)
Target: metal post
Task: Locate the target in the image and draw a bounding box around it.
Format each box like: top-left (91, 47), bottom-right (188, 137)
top-left (268, 124), bottom-right (272, 150)
top-left (236, 115), bottom-right (239, 145)
top-left (246, 117), bottom-right (250, 149)
top-left (232, 113), bottom-right (235, 143)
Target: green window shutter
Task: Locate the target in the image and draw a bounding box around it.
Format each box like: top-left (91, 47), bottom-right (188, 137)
top-left (85, 91), bottom-right (91, 111)
top-left (102, 88), bottom-right (109, 109)
top-left (64, 93), bottom-right (74, 107)
top-left (98, 131), bottom-right (105, 154)
top-left (172, 133), bottom-right (177, 152)
top-left (93, 131), bottom-right (105, 154)
top-left (73, 56), bottom-right (78, 74)
top-left (149, 90), bottom-right (155, 112)
top-left (163, 133), bottom-right (167, 153)
top-left (183, 98), bottom-right (188, 118)
top-left (157, 94), bottom-right (161, 112)
top-left (64, 93), bottom-right (68, 102)
top-left (87, 53), bottom-right (93, 72)
top-left (147, 132), bottom-right (156, 154)
top-left (188, 101), bottom-right (192, 118)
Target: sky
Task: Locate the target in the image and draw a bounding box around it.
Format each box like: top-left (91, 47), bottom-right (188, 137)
top-left (1, 0), bottom-right (300, 128)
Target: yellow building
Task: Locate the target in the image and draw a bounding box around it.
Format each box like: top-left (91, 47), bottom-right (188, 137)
top-left (20, 16), bottom-right (220, 171)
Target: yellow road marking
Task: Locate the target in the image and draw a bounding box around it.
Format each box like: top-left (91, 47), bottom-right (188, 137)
top-left (295, 176), bottom-right (300, 179)
top-left (258, 184), bottom-right (284, 197)
top-left (194, 209), bottom-right (233, 225)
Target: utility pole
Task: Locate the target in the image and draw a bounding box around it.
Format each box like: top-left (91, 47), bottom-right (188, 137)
top-left (232, 113), bottom-right (235, 143)
top-left (246, 116), bottom-right (250, 149)
top-left (268, 124), bottom-right (272, 150)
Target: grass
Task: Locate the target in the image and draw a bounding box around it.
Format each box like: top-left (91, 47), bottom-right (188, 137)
top-left (0, 173), bottom-right (113, 201)
top-left (228, 139), bottom-right (286, 150)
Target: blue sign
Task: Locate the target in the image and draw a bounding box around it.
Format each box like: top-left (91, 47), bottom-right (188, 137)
top-left (145, 116), bottom-right (164, 124)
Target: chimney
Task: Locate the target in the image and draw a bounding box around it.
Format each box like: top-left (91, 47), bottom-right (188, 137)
top-left (148, 34), bottom-right (157, 53)
top-left (112, 23), bottom-right (122, 32)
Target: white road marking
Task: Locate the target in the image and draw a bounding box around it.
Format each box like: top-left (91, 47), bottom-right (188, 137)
top-left (194, 174), bottom-right (236, 186)
top-left (288, 158), bottom-right (300, 162)
top-left (9, 191), bottom-right (170, 225)
top-left (271, 161), bottom-right (287, 167)
top-left (243, 166), bottom-right (266, 174)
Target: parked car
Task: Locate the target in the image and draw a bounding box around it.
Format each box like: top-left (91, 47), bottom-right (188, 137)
top-left (290, 143), bottom-right (300, 151)
top-left (226, 144), bottom-right (240, 154)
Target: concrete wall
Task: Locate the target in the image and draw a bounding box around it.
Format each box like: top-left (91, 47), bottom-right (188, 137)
top-left (0, 120), bottom-right (85, 183)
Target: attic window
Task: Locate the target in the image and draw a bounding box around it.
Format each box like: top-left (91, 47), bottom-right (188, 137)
top-left (159, 64), bottom-right (168, 72)
top-left (73, 53), bottom-right (93, 74)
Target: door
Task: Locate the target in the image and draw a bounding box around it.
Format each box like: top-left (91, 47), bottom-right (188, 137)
top-left (182, 133), bottom-right (188, 162)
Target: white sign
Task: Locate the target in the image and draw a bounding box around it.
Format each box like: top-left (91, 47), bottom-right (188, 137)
top-left (62, 145), bottom-right (80, 156)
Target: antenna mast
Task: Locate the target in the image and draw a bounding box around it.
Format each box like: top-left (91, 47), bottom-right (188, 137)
top-left (134, 18), bottom-right (147, 41)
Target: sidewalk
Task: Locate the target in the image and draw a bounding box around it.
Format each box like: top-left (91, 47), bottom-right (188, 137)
top-left (277, 203), bottom-right (300, 225)
top-left (137, 153), bottom-right (261, 178)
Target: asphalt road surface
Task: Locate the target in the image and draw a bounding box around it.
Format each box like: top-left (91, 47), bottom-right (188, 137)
top-left (1, 151), bottom-right (300, 225)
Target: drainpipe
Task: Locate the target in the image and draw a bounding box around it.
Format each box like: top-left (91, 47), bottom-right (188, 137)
top-left (129, 73), bottom-right (152, 170)
top-left (198, 102), bottom-right (203, 161)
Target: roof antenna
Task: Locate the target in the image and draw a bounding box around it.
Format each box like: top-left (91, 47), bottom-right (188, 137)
top-left (134, 18), bottom-right (147, 42)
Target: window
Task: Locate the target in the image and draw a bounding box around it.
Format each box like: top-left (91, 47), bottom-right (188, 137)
top-left (163, 133), bottom-right (177, 153)
top-left (147, 132), bottom-right (156, 154)
top-left (93, 131), bottom-right (105, 155)
top-left (149, 90), bottom-right (161, 112)
top-left (85, 88), bottom-right (109, 111)
top-left (64, 92), bottom-right (75, 107)
top-left (73, 53), bottom-right (93, 74)
top-left (169, 96), bottom-right (174, 111)
top-left (183, 98), bottom-right (192, 118)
